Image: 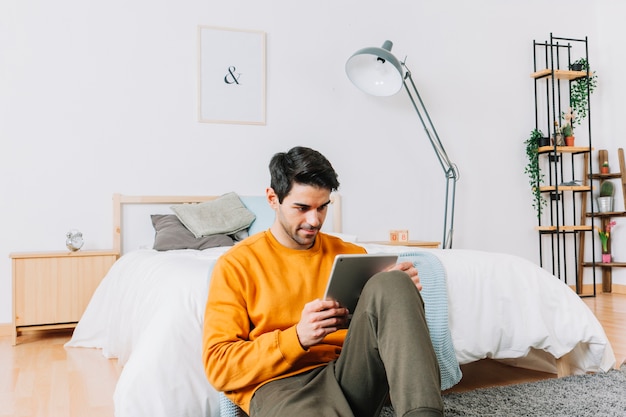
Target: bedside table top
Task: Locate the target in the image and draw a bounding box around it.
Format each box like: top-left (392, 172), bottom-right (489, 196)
top-left (9, 250), bottom-right (119, 259)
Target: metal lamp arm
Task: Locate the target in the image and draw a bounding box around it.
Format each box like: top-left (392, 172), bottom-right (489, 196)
top-left (403, 67), bottom-right (459, 180)
top-left (402, 65), bottom-right (459, 248)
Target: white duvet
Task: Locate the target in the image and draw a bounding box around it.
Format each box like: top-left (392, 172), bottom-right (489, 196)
top-left (65, 245), bottom-right (616, 417)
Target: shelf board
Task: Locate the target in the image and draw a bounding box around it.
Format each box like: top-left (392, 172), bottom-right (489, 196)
top-left (538, 145), bottom-right (592, 154)
top-left (531, 69), bottom-right (590, 80)
top-left (589, 172), bottom-right (622, 180)
top-left (535, 225), bottom-right (593, 232)
top-left (582, 261), bottom-right (626, 267)
top-left (539, 185), bottom-right (591, 192)
top-left (585, 211), bottom-right (626, 218)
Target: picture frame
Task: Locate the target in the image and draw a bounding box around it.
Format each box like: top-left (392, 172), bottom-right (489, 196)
top-left (197, 26), bottom-right (266, 125)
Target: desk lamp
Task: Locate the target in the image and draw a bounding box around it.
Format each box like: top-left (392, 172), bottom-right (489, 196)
top-left (346, 40), bottom-right (459, 249)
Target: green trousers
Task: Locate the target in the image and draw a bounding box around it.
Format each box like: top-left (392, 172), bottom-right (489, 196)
top-left (249, 271), bottom-right (443, 417)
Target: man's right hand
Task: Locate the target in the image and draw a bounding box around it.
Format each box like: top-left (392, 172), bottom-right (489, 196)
top-left (295, 299), bottom-right (349, 349)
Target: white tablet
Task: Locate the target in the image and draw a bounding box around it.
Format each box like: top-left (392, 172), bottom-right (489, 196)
top-left (323, 253), bottom-right (399, 312)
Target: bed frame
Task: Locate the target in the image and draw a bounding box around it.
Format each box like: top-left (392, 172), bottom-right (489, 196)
top-left (112, 193), bottom-right (343, 255)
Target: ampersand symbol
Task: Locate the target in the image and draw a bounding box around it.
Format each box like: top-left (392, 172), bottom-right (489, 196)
top-left (224, 66), bottom-right (241, 85)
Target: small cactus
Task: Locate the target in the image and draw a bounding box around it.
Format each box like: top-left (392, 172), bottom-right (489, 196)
top-left (600, 180), bottom-right (615, 197)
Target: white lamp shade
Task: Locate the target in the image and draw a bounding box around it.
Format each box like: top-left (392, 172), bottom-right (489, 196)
top-left (345, 41), bottom-right (404, 97)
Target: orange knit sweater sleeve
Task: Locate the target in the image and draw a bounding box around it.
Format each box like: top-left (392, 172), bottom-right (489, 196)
top-left (202, 231), bottom-right (366, 412)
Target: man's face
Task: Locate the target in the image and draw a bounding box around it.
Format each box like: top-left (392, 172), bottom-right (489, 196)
top-left (267, 183), bottom-right (331, 250)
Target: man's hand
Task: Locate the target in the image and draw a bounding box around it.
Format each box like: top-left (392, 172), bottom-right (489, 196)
top-left (296, 299), bottom-right (349, 349)
top-left (387, 261), bottom-right (422, 291)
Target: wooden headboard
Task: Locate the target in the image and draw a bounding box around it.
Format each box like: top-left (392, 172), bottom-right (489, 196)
top-left (112, 193), bottom-right (343, 255)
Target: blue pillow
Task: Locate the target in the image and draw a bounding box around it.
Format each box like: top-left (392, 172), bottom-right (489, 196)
top-left (240, 196), bottom-right (274, 236)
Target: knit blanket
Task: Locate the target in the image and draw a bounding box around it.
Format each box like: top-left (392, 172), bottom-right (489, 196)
top-left (397, 251), bottom-right (462, 390)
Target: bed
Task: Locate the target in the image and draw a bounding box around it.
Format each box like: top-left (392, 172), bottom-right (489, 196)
top-left (65, 193), bottom-right (616, 417)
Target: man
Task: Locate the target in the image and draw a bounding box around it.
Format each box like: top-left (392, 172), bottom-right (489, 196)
top-left (203, 146), bottom-right (443, 416)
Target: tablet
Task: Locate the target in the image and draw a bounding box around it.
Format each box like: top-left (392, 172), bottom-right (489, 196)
top-left (323, 253), bottom-right (399, 312)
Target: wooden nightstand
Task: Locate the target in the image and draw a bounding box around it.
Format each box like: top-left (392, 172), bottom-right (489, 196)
top-left (362, 241), bottom-right (440, 248)
top-left (10, 250), bottom-right (118, 345)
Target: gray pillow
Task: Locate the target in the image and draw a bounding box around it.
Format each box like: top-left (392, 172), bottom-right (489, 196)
top-left (151, 214), bottom-right (234, 251)
top-left (170, 192), bottom-right (256, 238)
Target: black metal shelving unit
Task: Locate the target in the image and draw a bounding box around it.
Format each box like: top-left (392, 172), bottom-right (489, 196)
top-left (531, 33), bottom-right (597, 297)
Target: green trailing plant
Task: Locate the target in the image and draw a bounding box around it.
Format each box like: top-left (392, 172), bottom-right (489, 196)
top-left (525, 128), bottom-right (546, 218)
top-left (569, 58), bottom-right (597, 127)
top-left (600, 180), bottom-right (615, 197)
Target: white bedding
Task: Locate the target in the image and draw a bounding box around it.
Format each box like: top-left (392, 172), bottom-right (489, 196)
top-left (65, 244), bottom-right (616, 417)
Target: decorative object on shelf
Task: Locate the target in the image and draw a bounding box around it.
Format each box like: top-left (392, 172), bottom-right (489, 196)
top-left (345, 40), bottom-right (459, 248)
top-left (598, 220), bottom-right (616, 263)
top-left (597, 180), bottom-right (615, 213)
top-left (525, 128), bottom-right (546, 218)
top-left (553, 120), bottom-right (565, 146)
top-left (601, 160), bottom-right (609, 174)
top-left (66, 229), bottom-right (84, 251)
top-left (568, 58), bottom-right (597, 128)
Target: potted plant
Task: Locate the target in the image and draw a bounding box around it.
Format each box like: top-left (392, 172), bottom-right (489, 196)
top-left (569, 61), bottom-right (584, 71)
top-left (597, 220), bottom-right (616, 262)
top-left (561, 107), bottom-right (575, 146)
top-left (601, 160), bottom-right (610, 174)
top-left (525, 128), bottom-right (546, 218)
top-left (597, 180), bottom-right (615, 213)
top-left (568, 58), bottom-right (597, 128)
top-left (561, 122), bottom-right (574, 146)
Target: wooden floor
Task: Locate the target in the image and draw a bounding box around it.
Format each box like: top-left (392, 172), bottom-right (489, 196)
top-left (0, 329), bottom-right (122, 417)
top-left (1, 293), bottom-right (624, 416)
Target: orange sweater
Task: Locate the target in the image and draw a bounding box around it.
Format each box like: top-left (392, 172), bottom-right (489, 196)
top-left (202, 231), bottom-right (366, 414)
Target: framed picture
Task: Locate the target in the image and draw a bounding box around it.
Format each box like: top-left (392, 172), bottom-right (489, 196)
top-left (197, 26), bottom-right (266, 125)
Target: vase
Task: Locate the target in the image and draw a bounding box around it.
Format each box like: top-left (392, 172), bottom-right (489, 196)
top-left (602, 253), bottom-right (612, 263)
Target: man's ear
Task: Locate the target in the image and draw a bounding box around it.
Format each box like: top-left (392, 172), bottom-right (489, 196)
top-left (266, 187), bottom-right (279, 209)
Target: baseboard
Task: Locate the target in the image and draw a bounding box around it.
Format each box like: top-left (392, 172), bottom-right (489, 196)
top-left (572, 283), bottom-right (626, 295)
top-left (0, 323), bottom-right (13, 337)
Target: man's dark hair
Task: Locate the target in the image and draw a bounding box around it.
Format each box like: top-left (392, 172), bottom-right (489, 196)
top-left (269, 146), bottom-right (340, 203)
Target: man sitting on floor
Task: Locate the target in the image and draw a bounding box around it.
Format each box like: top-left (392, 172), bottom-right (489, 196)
top-left (203, 146), bottom-right (442, 417)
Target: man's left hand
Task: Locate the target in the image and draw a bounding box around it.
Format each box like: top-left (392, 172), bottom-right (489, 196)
top-left (388, 261), bottom-right (422, 291)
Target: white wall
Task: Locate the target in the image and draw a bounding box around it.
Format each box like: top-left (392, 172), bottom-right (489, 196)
top-left (2, 0), bottom-right (625, 324)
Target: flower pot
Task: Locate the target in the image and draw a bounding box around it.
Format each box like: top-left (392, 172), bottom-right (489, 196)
top-left (570, 63), bottom-right (584, 71)
top-left (565, 136), bottom-right (575, 147)
top-left (597, 196), bottom-right (614, 213)
top-left (602, 253), bottom-right (612, 263)
top-left (601, 166), bottom-right (609, 174)
top-left (538, 137), bottom-right (551, 147)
